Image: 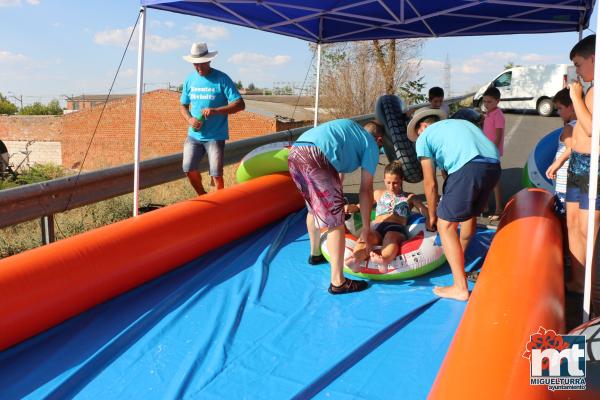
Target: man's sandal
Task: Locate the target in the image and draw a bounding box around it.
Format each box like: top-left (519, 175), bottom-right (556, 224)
top-left (328, 279), bottom-right (368, 295)
top-left (308, 254), bottom-right (327, 265)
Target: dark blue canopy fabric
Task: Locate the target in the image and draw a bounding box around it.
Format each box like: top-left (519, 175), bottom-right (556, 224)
top-left (141, 0), bottom-right (594, 43)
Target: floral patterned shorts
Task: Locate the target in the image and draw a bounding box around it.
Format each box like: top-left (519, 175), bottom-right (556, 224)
top-left (288, 145), bottom-right (345, 229)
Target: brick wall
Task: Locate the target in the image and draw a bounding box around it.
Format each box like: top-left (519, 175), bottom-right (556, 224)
top-left (61, 91), bottom-right (184, 170)
top-left (0, 116), bottom-right (64, 168)
top-left (62, 90), bottom-right (310, 170)
top-left (229, 112), bottom-right (276, 140)
top-left (0, 115), bottom-right (63, 141)
top-left (1, 90), bottom-right (310, 171)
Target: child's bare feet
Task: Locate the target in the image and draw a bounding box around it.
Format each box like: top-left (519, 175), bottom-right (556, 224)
top-left (433, 285), bottom-right (470, 301)
top-left (344, 254), bottom-right (363, 272)
top-left (369, 251), bottom-right (389, 273)
top-left (345, 241), bottom-right (371, 272)
top-left (378, 263), bottom-right (389, 274)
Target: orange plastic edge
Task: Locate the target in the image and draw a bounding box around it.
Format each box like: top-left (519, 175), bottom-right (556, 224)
top-left (0, 173), bottom-right (304, 351)
top-left (429, 188), bottom-right (565, 399)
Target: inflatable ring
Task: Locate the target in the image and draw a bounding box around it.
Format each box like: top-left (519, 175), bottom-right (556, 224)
top-left (522, 128), bottom-right (561, 192)
top-left (236, 141), bottom-right (290, 183)
top-left (375, 95), bottom-right (422, 183)
top-left (559, 317), bottom-right (600, 396)
top-left (320, 215), bottom-right (446, 280)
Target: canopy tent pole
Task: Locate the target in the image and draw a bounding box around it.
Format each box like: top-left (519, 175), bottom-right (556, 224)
top-left (313, 42), bottom-right (322, 127)
top-left (133, 7), bottom-right (147, 217)
top-left (583, 17), bottom-right (600, 321)
top-left (579, 25), bottom-right (583, 40)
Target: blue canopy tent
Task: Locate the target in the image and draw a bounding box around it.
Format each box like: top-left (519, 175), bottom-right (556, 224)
top-left (133, 1), bottom-right (598, 318)
top-left (141, 1), bottom-right (593, 42)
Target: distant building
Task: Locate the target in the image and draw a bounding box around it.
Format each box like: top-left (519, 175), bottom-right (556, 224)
top-left (65, 94), bottom-right (134, 112)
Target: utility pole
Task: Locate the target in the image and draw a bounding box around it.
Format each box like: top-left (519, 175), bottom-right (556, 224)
top-left (443, 54), bottom-right (451, 98)
top-left (7, 92), bottom-right (23, 111)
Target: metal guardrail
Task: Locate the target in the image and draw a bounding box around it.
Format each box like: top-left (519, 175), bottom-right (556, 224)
top-left (0, 93), bottom-right (474, 243)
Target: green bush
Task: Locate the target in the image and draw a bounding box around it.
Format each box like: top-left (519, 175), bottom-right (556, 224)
top-left (15, 163), bottom-right (65, 185)
top-left (19, 100), bottom-right (63, 115)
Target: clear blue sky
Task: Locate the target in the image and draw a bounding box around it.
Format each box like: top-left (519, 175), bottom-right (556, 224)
top-left (0, 0), bottom-right (597, 105)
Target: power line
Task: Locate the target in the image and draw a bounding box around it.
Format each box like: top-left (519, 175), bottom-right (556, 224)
top-left (55, 11), bottom-right (142, 237)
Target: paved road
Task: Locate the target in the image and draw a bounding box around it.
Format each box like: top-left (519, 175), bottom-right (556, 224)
top-left (342, 112), bottom-right (564, 217)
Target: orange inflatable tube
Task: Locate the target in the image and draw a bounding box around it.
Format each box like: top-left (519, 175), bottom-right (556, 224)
top-left (0, 173), bottom-right (304, 351)
top-left (429, 188), bottom-right (564, 399)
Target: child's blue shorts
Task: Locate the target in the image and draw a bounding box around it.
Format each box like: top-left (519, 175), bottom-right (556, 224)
top-left (438, 158), bottom-right (501, 222)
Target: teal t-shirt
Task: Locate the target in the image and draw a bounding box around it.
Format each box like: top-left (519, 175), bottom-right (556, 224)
top-left (296, 119), bottom-right (380, 176)
top-left (415, 119), bottom-right (499, 174)
top-left (180, 68), bottom-right (241, 141)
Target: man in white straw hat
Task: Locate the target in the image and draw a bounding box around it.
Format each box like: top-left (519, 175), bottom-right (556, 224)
top-left (180, 42), bottom-right (245, 195)
top-left (408, 108), bottom-right (501, 301)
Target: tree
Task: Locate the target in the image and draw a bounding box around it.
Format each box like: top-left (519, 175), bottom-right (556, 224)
top-left (0, 93), bottom-right (18, 115)
top-left (19, 99), bottom-right (63, 115)
top-left (46, 100), bottom-right (63, 115)
top-left (315, 39), bottom-right (424, 118)
top-left (398, 76), bottom-right (427, 105)
top-left (236, 80), bottom-right (243, 89)
top-left (20, 102), bottom-right (47, 115)
top-left (372, 39), bottom-right (423, 96)
top-left (248, 83), bottom-right (256, 91)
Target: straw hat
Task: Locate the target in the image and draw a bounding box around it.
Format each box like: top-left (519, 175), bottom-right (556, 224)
top-left (407, 107), bottom-right (447, 142)
top-left (183, 42), bottom-right (218, 63)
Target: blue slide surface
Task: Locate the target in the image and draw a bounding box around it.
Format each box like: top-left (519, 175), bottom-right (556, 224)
top-left (0, 211), bottom-right (493, 400)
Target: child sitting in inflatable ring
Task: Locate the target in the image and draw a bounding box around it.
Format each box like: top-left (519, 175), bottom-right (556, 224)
top-left (345, 161), bottom-right (429, 273)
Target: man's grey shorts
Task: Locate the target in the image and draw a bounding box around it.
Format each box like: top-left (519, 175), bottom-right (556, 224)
top-left (182, 137), bottom-right (225, 177)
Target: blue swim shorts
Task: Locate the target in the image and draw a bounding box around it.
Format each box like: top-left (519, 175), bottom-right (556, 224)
top-left (437, 159), bottom-right (501, 222)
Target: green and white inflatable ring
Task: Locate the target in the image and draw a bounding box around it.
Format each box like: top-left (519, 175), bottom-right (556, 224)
top-left (236, 141), bottom-right (291, 183)
top-left (320, 215), bottom-right (446, 281)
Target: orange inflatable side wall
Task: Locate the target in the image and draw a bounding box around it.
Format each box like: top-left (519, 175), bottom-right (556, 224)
top-left (0, 173), bottom-right (304, 351)
top-left (429, 189), bottom-right (564, 399)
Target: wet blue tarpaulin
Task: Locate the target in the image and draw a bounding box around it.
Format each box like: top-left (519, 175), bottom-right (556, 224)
top-left (0, 211), bottom-right (494, 399)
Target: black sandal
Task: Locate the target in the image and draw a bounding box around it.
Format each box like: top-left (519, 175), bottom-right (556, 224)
top-left (308, 254), bottom-right (327, 265)
top-left (328, 279), bottom-right (368, 295)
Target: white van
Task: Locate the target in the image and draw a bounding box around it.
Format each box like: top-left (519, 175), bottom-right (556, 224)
top-left (473, 64), bottom-right (576, 117)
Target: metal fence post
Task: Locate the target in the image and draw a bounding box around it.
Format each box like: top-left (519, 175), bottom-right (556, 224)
top-left (40, 215), bottom-right (55, 245)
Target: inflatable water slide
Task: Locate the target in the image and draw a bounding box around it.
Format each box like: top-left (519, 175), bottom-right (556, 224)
top-left (0, 164), bottom-right (575, 398)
